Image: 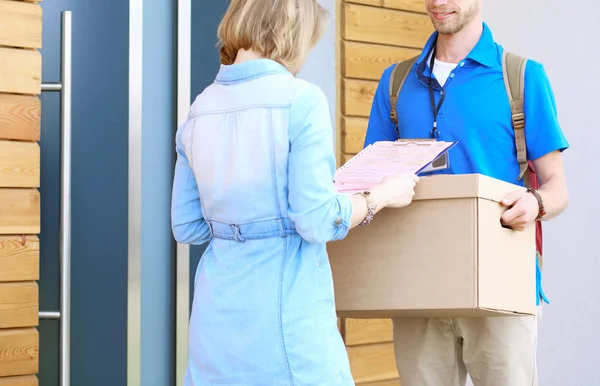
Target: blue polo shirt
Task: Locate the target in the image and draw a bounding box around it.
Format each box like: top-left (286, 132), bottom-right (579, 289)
top-left (364, 22), bottom-right (569, 306)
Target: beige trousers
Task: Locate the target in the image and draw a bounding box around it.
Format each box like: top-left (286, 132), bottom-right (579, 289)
top-left (392, 309), bottom-right (541, 386)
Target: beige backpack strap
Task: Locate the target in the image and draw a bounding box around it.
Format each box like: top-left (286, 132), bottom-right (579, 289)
top-left (502, 51), bottom-right (529, 187)
top-left (389, 56), bottom-right (418, 136)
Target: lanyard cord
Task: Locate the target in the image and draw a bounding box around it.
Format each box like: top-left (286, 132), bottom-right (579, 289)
top-left (428, 43), bottom-right (445, 139)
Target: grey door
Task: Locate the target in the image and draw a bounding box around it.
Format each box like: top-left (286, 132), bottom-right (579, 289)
top-left (38, 2), bottom-right (129, 385)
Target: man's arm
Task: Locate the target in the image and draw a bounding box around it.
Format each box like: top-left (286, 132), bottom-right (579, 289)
top-left (500, 151), bottom-right (569, 231)
top-left (500, 59), bottom-right (570, 231)
top-left (531, 150), bottom-right (569, 220)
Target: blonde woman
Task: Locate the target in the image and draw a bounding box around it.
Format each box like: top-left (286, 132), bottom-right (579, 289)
top-left (171, 0), bottom-right (418, 384)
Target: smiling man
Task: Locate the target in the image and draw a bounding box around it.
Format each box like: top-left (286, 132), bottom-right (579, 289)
top-left (363, 0), bottom-right (570, 385)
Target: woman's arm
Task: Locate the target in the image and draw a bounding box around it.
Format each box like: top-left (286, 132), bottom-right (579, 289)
top-left (287, 85), bottom-right (417, 244)
top-left (171, 122), bottom-right (211, 245)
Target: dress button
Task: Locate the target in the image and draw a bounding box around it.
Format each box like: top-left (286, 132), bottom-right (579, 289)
top-left (450, 73), bottom-right (455, 78)
top-left (460, 62), bottom-right (465, 67)
top-left (335, 218), bottom-right (342, 225)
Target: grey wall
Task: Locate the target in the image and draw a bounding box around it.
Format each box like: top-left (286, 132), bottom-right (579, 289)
top-left (484, 2), bottom-right (600, 385)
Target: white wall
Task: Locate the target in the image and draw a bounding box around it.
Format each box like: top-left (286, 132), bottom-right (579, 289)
top-left (484, 2), bottom-right (600, 385)
top-left (304, 1), bottom-right (600, 385)
top-left (298, 0), bottom-right (337, 124)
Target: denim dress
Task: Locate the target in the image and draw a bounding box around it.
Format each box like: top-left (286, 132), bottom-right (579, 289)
top-left (171, 59), bottom-right (356, 385)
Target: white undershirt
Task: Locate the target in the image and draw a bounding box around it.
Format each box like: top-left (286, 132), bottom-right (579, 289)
top-left (427, 51), bottom-right (458, 87)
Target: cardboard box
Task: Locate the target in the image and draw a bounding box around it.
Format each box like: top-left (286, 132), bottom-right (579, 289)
top-left (328, 174), bottom-right (537, 318)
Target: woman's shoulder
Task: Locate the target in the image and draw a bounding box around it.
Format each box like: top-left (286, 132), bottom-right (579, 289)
top-left (288, 79), bottom-right (328, 117)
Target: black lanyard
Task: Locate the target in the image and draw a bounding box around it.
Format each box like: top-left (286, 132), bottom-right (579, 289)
top-left (428, 44), bottom-right (444, 139)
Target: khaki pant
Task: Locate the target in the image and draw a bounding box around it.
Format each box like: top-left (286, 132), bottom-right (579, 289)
top-left (392, 309), bottom-right (541, 386)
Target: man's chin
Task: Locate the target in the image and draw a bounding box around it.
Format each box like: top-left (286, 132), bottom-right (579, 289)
top-left (432, 21), bottom-right (462, 35)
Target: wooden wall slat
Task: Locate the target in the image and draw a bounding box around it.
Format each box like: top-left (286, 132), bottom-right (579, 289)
top-left (358, 379), bottom-right (401, 386)
top-left (343, 78), bottom-right (378, 117)
top-left (0, 189), bottom-right (40, 235)
top-left (0, 1), bottom-right (42, 49)
top-left (343, 3), bottom-right (432, 49)
top-left (347, 0), bottom-right (383, 6)
top-left (338, 2), bottom-right (431, 383)
top-left (347, 342), bottom-right (399, 383)
top-left (342, 116), bottom-right (369, 154)
top-left (0, 283), bottom-right (37, 329)
top-left (0, 236), bottom-right (39, 283)
top-left (345, 318), bottom-right (393, 346)
top-left (0, 0), bottom-right (42, 382)
top-left (0, 328), bottom-right (38, 378)
top-left (343, 41), bottom-right (420, 81)
top-left (0, 48), bottom-right (41, 95)
top-left (342, 153), bottom-right (355, 164)
top-left (0, 141), bottom-right (40, 188)
top-left (0, 95), bottom-right (41, 142)
top-left (384, 0), bottom-right (427, 13)
top-left (0, 375), bottom-right (37, 386)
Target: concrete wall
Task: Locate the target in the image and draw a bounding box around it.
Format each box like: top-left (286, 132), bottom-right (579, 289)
top-left (485, 2), bottom-right (599, 385)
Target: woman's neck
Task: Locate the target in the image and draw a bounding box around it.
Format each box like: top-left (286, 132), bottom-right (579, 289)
top-left (234, 48), bottom-right (263, 64)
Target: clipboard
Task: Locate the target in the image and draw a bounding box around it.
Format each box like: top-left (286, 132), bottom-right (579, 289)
top-left (334, 139), bottom-right (457, 195)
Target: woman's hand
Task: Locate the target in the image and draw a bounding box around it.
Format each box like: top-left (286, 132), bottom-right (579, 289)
top-left (373, 173), bottom-right (420, 208)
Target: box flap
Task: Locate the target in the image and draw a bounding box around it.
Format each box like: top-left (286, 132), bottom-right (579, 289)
top-left (479, 307), bottom-right (536, 316)
top-left (477, 198), bottom-right (537, 315)
top-left (414, 174), bottom-right (526, 203)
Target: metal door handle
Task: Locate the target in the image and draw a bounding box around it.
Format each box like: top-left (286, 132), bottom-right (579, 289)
top-left (38, 10), bottom-right (72, 386)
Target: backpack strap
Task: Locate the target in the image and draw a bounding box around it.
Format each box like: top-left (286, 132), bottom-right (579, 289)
top-left (502, 51), bottom-right (545, 271)
top-left (502, 51), bottom-right (529, 187)
top-left (389, 56), bottom-right (418, 136)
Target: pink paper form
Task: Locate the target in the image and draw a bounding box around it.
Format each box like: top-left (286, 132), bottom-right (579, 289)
top-left (334, 140), bottom-right (456, 195)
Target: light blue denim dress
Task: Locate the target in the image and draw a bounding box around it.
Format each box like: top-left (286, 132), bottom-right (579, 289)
top-left (171, 59), bottom-right (356, 385)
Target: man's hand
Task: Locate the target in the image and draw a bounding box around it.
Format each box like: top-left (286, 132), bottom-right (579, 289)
top-left (500, 190), bottom-right (540, 231)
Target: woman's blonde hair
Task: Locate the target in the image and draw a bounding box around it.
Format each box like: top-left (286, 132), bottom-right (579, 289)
top-left (217, 0), bottom-right (329, 74)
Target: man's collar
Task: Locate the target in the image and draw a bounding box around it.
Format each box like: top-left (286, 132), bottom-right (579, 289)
top-left (416, 22), bottom-right (498, 68)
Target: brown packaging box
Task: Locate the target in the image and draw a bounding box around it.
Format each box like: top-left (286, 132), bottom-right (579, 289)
top-left (328, 174), bottom-right (537, 318)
